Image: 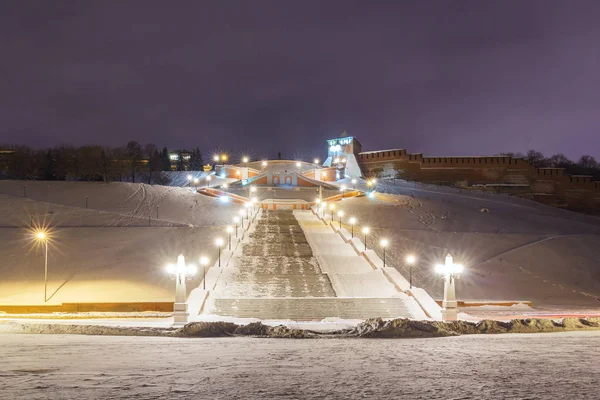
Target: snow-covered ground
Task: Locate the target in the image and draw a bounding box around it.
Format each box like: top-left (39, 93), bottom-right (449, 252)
top-left (332, 179), bottom-right (600, 308)
top-left (0, 181), bottom-right (241, 304)
top-left (1, 332), bottom-right (598, 399)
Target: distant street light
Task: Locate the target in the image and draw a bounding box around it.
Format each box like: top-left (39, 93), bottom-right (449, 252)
top-left (166, 254), bottom-right (197, 325)
top-left (340, 185), bottom-right (347, 199)
top-left (239, 209), bottom-right (245, 228)
top-left (193, 178), bottom-right (199, 190)
top-left (406, 255), bottom-right (417, 289)
top-left (329, 203), bottom-right (336, 221)
top-left (435, 253), bottom-right (464, 321)
top-left (35, 231), bottom-right (49, 302)
top-left (242, 156), bottom-right (249, 164)
top-left (313, 158), bottom-right (320, 164)
top-left (380, 239), bottom-right (389, 267)
top-left (351, 178), bottom-right (357, 190)
top-left (226, 226), bottom-right (233, 250)
top-left (200, 256), bottom-right (208, 290)
top-left (262, 161), bottom-right (268, 168)
top-left (223, 183), bottom-right (229, 190)
top-left (213, 155), bottom-right (220, 163)
top-left (296, 161), bottom-right (302, 168)
top-left (215, 238), bottom-right (224, 267)
top-left (244, 202), bottom-right (251, 219)
top-left (233, 216), bottom-right (240, 237)
top-left (206, 176), bottom-right (211, 188)
top-left (186, 174), bottom-right (192, 187)
top-left (337, 210), bottom-right (344, 229)
top-left (320, 202), bottom-right (327, 219)
top-left (349, 217), bottom-right (357, 238)
top-left (362, 227), bottom-right (370, 251)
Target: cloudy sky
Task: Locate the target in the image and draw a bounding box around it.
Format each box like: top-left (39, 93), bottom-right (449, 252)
top-left (1, 0), bottom-right (599, 160)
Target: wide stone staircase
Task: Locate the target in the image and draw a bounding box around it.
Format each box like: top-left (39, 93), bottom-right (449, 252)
top-left (209, 210), bottom-right (413, 320)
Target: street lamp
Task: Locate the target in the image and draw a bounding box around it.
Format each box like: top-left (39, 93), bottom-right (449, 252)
top-left (233, 216), bottom-right (240, 237)
top-left (166, 254), bottom-right (197, 325)
top-left (223, 183), bottom-right (229, 190)
top-left (328, 203), bottom-right (336, 221)
top-left (320, 201), bottom-right (327, 219)
top-left (193, 178), bottom-right (199, 190)
top-left (337, 210), bottom-right (344, 229)
top-left (406, 255), bottom-right (416, 289)
top-left (242, 156), bottom-right (249, 164)
top-left (215, 238), bottom-right (224, 267)
top-left (262, 160), bottom-right (267, 168)
top-left (186, 174), bottom-right (192, 187)
top-left (35, 231), bottom-right (49, 302)
top-left (213, 155), bottom-right (220, 163)
top-left (351, 178), bottom-right (357, 190)
top-left (296, 161), bottom-right (302, 168)
top-left (244, 202), bottom-right (251, 219)
top-left (200, 256), bottom-right (208, 290)
top-left (226, 226), bottom-right (233, 250)
top-left (362, 227), bottom-right (370, 251)
top-left (251, 196), bottom-right (258, 211)
top-left (435, 254), bottom-right (464, 321)
top-left (340, 185), bottom-right (347, 199)
top-left (206, 175), bottom-right (211, 188)
top-left (380, 238), bottom-right (389, 267)
top-left (239, 209), bottom-right (245, 228)
top-left (314, 158), bottom-right (320, 164)
top-left (349, 217), bottom-right (357, 238)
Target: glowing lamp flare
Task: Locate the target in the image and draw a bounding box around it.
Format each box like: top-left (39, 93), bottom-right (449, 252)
top-left (435, 254), bottom-right (464, 275)
top-left (380, 238), bottom-right (389, 247)
top-left (406, 255), bottom-right (416, 264)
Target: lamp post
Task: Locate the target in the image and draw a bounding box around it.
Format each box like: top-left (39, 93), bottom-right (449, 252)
top-left (206, 176), bottom-right (211, 188)
top-left (435, 253), bottom-right (464, 321)
top-left (349, 217), bottom-right (357, 238)
top-left (340, 185), bottom-right (347, 199)
top-left (251, 196), bottom-right (258, 212)
top-left (362, 227), bottom-right (370, 251)
top-left (245, 202), bottom-right (251, 219)
top-left (337, 210), bottom-right (344, 229)
top-left (35, 231), bottom-right (49, 302)
top-left (226, 226), bottom-right (233, 250)
top-left (216, 238), bottom-right (224, 267)
top-left (233, 216), bottom-right (240, 237)
top-left (406, 255), bottom-right (416, 289)
top-left (313, 158), bottom-right (320, 165)
top-left (296, 161), bottom-right (301, 168)
top-left (193, 178), bottom-right (199, 190)
top-left (200, 256), bottom-right (208, 290)
top-left (262, 160), bottom-right (268, 169)
top-left (380, 238), bottom-right (389, 267)
top-left (242, 156), bottom-right (249, 164)
top-left (351, 178), bottom-right (357, 190)
top-left (239, 209), bottom-right (245, 228)
top-left (166, 254), bottom-right (197, 325)
top-left (329, 203), bottom-right (336, 221)
top-left (186, 174), bottom-right (192, 187)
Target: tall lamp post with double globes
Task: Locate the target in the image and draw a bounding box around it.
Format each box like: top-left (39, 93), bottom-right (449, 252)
top-left (166, 254), bottom-right (197, 325)
top-left (435, 254), bottom-right (464, 321)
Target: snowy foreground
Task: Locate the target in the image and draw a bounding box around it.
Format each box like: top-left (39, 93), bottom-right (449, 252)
top-left (1, 332), bottom-right (599, 399)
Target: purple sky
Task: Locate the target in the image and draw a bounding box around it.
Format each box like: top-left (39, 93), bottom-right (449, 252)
top-left (1, 1), bottom-right (599, 160)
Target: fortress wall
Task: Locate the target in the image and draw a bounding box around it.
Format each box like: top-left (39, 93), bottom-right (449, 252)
top-left (357, 147), bottom-right (600, 213)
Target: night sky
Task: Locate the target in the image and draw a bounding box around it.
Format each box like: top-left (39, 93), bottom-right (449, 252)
top-left (1, 1), bottom-right (599, 160)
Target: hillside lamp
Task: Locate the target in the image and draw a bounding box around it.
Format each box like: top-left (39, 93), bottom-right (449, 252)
top-left (215, 238), bottom-right (224, 267)
top-left (337, 210), bottom-right (344, 229)
top-left (186, 174), bottom-right (192, 185)
top-left (349, 217), bottom-right (357, 238)
top-left (200, 256), bottom-right (209, 290)
top-left (340, 185), bottom-right (347, 199)
top-left (226, 226), bottom-right (233, 250)
top-left (380, 239), bottom-right (389, 267)
top-left (35, 231), bottom-right (49, 302)
top-left (250, 185), bottom-right (257, 200)
top-left (435, 253), bottom-right (464, 321)
top-left (244, 202), bottom-right (251, 219)
top-left (334, 157), bottom-right (340, 164)
top-left (223, 183), bottom-right (229, 190)
top-left (166, 254), bottom-right (197, 325)
top-left (321, 171), bottom-right (327, 179)
top-left (221, 154), bottom-right (228, 163)
top-left (206, 175), bottom-right (211, 188)
top-left (314, 158), bottom-right (320, 164)
top-left (213, 155), bottom-right (220, 163)
top-left (242, 156), bottom-right (249, 164)
top-left (239, 209), bottom-right (245, 228)
top-left (320, 201), bottom-right (327, 219)
top-left (362, 227), bottom-right (370, 251)
top-left (262, 160), bottom-right (268, 168)
top-left (193, 178), bottom-right (199, 190)
top-left (296, 161), bottom-right (302, 168)
top-left (329, 203), bottom-right (336, 221)
top-left (251, 196), bottom-right (258, 211)
top-left (351, 178), bottom-right (357, 189)
top-left (233, 216), bottom-right (240, 237)
top-left (406, 255), bottom-right (417, 289)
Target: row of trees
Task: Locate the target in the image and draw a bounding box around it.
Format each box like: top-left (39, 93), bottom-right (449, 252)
top-left (499, 150), bottom-right (600, 179)
top-left (2, 141), bottom-right (204, 184)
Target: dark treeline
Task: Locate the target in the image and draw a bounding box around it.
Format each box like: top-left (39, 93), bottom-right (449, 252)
top-left (1, 141), bottom-right (204, 184)
top-left (497, 150), bottom-right (600, 180)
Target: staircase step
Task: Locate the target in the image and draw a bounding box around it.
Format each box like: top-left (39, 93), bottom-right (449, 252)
top-left (213, 297), bottom-right (412, 320)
